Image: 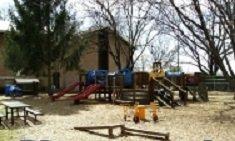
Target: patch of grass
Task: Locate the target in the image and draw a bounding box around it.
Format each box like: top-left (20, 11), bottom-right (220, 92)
top-left (0, 106), bottom-right (17, 141)
top-left (0, 130), bottom-right (17, 141)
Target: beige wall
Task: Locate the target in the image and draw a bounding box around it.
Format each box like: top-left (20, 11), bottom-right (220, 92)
top-left (60, 30), bottom-right (130, 88)
top-left (0, 31), bottom-right (130, 89)
top-left (108, 33), bottom-right (129, 72)
top-left (79, 34), bottom-right (99, 71)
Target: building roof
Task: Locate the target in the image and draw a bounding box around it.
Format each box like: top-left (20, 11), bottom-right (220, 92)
top-left (0, 20), bottom-right (10, 33)
top-left (82, 27), bottom-right (130, 47)
top-left (15, 78), bottom-right (40, 84)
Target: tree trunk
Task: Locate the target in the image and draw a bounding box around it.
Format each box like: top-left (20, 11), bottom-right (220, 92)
top-left (47, 65), bottom-right (52, 93)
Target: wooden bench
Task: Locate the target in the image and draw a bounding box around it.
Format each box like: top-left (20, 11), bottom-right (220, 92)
top-left (0, 113), bottom-right (4, 126)
top-left (25, 108), bottom-right (43, 122)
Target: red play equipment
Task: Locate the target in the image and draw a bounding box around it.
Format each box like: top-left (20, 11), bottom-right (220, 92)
top-left (73, 84), bottom-right (103, 103)
top-left (51, 81), bottom-right (83, 101)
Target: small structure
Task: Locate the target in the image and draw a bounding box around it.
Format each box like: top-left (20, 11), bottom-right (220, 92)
top-left (15, 78), bottom-right (40, 95)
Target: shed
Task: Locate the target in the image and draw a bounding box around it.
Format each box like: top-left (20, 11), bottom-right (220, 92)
top-left (14, 78), bottom-right (40, 95)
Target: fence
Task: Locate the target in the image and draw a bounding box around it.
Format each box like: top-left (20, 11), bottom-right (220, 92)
top-left (202, 76), bottom-right (234, 91)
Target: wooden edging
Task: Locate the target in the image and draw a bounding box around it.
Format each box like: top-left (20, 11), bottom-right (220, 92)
top-left (74, 125), bottom-right (123, 130)
top-left (113, 100), bottom-right (134, 105)
top-left (74, 124), bottom-right (170, 140)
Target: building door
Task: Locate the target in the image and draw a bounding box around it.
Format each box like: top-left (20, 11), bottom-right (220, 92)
top-left (53, 72), bottom-right (60, 89)
top-left (98, 29), bottom-right (109, 70)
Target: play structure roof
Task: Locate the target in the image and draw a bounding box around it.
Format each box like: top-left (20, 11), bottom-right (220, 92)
top-left (15, 78), bottom-right (39, 84)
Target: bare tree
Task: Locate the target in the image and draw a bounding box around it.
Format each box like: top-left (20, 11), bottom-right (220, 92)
top-left (209, 0), bottom-right (235, 74)
top-left (149, 38), bottom-right (177, 68)
top-left (80, 0), bottom-right (158, 70)
top-left (148, 0), bottom-right (234, 76)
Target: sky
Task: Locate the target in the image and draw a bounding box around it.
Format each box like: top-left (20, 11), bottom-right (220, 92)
top-left (0, 0), bottom-right (13, 11)
top-left (0, 0), bottom-right (234, 74)
top-left (0, 0), bottom-right (203, 73)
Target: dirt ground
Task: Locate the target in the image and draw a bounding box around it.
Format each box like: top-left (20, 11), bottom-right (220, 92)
top-left (0, 91), bottom-right (235, 141)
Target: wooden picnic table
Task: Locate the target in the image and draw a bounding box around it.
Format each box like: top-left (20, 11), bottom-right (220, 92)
top-left (1, 100), bottom-right (31, 125)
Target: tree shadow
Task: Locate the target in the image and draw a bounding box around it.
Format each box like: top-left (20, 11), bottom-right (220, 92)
top-left (213, 103), bottom-right (235, 123)
top-left (1, 95), bottom-right (95, 116)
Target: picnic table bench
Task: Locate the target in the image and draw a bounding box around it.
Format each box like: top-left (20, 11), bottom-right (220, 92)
top-left (1, 100), bottom-right (31, 125)
top-left (0, 112), bottom-right (4, 126)
top-left (25, 107), bottom-right (43, 122)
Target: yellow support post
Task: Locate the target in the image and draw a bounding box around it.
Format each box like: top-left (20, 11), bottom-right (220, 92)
top-left (150, 102), bottom-right (159, 122)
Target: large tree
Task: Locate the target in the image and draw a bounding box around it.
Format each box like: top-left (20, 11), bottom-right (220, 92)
top-left (5, 0), bottom-right (84, 89)
top-left (148, 0), bottom-right (234, 76)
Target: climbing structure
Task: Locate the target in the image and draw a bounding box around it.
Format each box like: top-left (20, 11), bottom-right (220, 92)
top-left (148, 62), bottom-right (188, 108)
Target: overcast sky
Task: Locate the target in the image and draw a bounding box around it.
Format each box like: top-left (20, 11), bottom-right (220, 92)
top-left (0, 0), bottom-right (203, 73)
top-left (0, 0), bottom-right (13, 10)
top-left (1, 0), bottom-right (234, 73)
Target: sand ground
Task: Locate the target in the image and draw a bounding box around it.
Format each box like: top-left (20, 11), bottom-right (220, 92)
top-left (0, 91), bottom-right (234, 141)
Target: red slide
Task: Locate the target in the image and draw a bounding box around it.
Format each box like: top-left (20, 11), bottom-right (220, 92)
top-left (73, 84), bottom-right (103, 102)
top-left (52, 82), bottom-right (83, 101)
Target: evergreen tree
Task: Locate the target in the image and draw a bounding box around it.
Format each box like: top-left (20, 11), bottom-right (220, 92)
top-left (5, 0), bottom-right (85, 89)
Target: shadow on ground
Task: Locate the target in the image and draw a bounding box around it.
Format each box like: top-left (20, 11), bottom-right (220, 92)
top-left (0, 94), bottom-right (109, 116)
top-left (213, 101), bottom-right (235, 123)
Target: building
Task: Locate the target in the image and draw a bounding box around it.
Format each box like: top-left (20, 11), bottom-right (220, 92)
top-left (0, 24), bottom-right (130, 89)
top-left (59, 27), bottom-right (130, 88)
top-left (0, 21), bottom-right (11, 76)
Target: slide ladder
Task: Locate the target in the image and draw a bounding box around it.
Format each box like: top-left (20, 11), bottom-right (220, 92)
top-left (163, 77), bottom-right (196, 98)
top-left (163, 78), bottom-right (187, 94)
top-left (153, 77), bottom-right (188, 107)
top-left (52, 82), bottom-right (82, 101)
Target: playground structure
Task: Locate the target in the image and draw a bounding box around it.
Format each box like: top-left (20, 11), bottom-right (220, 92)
top-left (150, 62), bottom-right (209, 107)
top-left (50, 62), bottom-right (207, 107)
top-left (51, 81), bottom-right (83, 101)
top-left (51, 70), bottom-right (109, 103)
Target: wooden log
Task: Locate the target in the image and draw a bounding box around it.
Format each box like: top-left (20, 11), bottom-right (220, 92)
top-left (124, 127), bottom-right (169, 137)
top-left (114, 100), bottom-right (134, 105)
top-left (124, 131), bottom-right (169, 140)
top-left (120, 125), bottom-right (126, 136)
top-left (108, 127), bottom-right (114, 138)
top-left (74, 125), bottom-right (124, 130)
top-left (122, 89), bottom-right (148, 92)
top-left (74, 125), bottom-right (170, 140)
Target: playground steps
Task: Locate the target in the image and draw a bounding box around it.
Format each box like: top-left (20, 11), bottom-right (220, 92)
top-left (153, 78), bottom-right (187, 108)
top-left (163, 78), bottom-right (187, 94)
top-left (154, 96), bottom-right (172, 108)
top-left (154, 79), bottom-right (174, 96)
top-left (186, 86), bottom-right (198, 100)
top-left (186, 84), bottom-right (208, 102)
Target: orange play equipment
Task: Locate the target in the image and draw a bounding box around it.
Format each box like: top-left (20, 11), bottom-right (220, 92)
top-left (123, 102), bottom-right (159, 123)
top-left (133, 103), bottom-right (158, 123)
